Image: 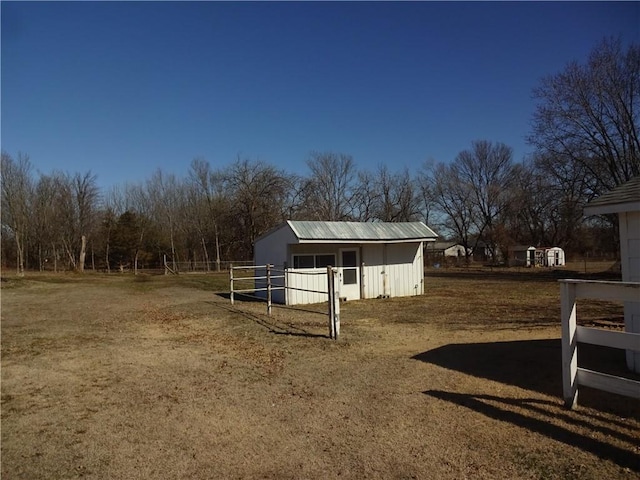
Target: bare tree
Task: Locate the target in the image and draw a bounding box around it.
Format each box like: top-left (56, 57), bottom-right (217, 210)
top-left (146, 170), bottom-right (183, 271)
top-left (100, 185), bottom-right (132, 273)
top-left (188, 158), bottom-right (228, 271)
top-left (531, 153), bottom-right (594, 251)
top-left (31, 174), bottom-right (60, 271)
top-left (416, 161), bottom-right (437, 227)
top-left (370, 165), bottom-right (420, 222)
top-left (302, 152), bottom-right (357, 221)
top-left (125, 183), bottom-right (155, 274)
top-left (529, 37), bottom-right (640, 196)
top-left (74, 172), bottom-right (100, 272)
top-left (423, 161), bottom-right (477, 259)
top-left (1, 152), bottom-right (33, 275)
top-left (50, 171), bottom-right (100, 272)
top-left (224, 158), bottom-right (290, 259)
top-left (352, 170), bottom-right (378, 222)
top-left (455, 140), bottom-right (516, 259)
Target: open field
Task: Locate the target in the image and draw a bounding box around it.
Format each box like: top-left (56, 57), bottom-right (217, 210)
top-left (2, 265), bottom-right (639, 479)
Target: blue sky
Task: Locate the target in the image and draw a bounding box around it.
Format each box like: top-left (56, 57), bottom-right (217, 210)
top-left (2, 1), bottom-right (639, 190)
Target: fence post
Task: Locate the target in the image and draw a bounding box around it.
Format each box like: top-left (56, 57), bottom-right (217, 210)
top-left (561, 281), bottom-right (578, 408)
top-left (333, 267), bottom-right (340, 340)
top-left (327, 266), bottom-right (335, 339)
top-left (229, 264), bottom-right (234, 305)
top-left (283, 262), bottom-right (288, 306)
top-left (327, 267), bottom-right (340, 340)
top-left (267, 264), bottom-right (272, 316)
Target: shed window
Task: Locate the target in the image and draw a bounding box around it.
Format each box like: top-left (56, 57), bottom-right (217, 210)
top-left (293, 255), bottom-right (315, 269)
top-left (292, 254), bottom-right (336, 269)
top-left (315, 254), bottom-right (335, 268)
top-left (343, 269), bottom-right (357, 285)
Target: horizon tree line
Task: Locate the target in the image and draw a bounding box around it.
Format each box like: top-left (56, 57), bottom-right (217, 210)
top-left (2, 38), bottom-right (638, 274)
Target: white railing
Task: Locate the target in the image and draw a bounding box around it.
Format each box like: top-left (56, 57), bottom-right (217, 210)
top-left (560, 279), bottom-right (640, 408)
top-left (229, 264), bottom-right (340, 340)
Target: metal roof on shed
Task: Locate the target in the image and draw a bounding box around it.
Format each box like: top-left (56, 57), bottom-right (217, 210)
top-left (286, 221), bottom-right (438, 243)
top-left (584, 176), bottom-right (640, 215)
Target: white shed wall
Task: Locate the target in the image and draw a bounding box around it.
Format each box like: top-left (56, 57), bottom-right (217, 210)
top-left (286, 269), bottom-right (329, 305)
top-left (386, 243), bottom-right (423, 297)
top-left (362, 244), bottom-right (384, 299)
top-left (254, 224), bottom-right (297, 304)
top-left (285, 244), bottom-right (341, 305)
top-left (254, 224), bottom-right (296, 267)
top-left (620, 211), bottom-right (640, 372)
top-left (286, 244), bottom-right (352, 305)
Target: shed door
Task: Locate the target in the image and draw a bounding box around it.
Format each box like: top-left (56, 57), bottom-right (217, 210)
top-left (339, 248), bottom-right (360, 301)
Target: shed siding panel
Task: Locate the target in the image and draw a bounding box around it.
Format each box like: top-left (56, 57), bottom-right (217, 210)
top-left (620, 211), bottom-right (640, 283)
top-left (620, 211), bottom-right (640, 373)
top-left (387, 243), bottom-right (422, 297)
top-left (254, 224), bottom-right (297, 268)
top-left (286, 269), bottom-right (328, 305)
top-left (362, 244), bottom-right (384, 299)
top-left (254, 224), bottom-right (296, 304)
top-left (626, 212), bottom-right (640, 282)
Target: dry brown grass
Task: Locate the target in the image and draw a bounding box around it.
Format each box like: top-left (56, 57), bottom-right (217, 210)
top-left (1, 268), bottom-right (638, 479)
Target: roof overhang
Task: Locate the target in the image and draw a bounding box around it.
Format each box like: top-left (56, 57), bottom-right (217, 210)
top-left (583, 176), bottom-right (640, 216)
top-left (286, 220), bottom-right (438, 244)
top-left (584, 201), bottom-right (640, 216)
top-left (293, 238), bottom-right (436, 245)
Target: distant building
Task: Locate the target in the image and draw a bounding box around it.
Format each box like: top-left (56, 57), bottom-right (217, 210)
top-left (424, 241), bottom-right (469, 260)
top-left (511, 246), bottom-right (565, 267)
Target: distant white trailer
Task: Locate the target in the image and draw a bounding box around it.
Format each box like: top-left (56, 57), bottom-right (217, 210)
top-left (254, 220), bottom-right (438, 305)
top-left (544, 247), bottom-right (565, 267)
top-left (512, 246), bottom-right (537, 267)
top-left (511, 245), bottom-right (564, 267)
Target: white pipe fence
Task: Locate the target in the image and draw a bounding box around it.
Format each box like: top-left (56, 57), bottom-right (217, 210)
top-left (560, 279), bottom-right (640, 409)
top-left (230, 264), bottom-right (340, 339)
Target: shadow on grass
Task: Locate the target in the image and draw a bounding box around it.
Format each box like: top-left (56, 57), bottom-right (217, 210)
top-left (412, 339), bottom-right (640, 415)
top-left (425, 267), bottom-right (621, 283)
top-left (210, 301), bottom-right (328, 339)
top-left (423, 390), bottom-right (640, 472)
top-left (216, 291), bottom-right (263, 302)
top-left (415, 339), bottom-right (640, 471)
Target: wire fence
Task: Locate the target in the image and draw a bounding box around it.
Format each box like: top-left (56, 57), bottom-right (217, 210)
top-left (163, 258), bottom-right (253, 274)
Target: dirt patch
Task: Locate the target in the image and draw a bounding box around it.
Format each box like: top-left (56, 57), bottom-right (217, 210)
top-left (2, 271), bottom-right (638, 479)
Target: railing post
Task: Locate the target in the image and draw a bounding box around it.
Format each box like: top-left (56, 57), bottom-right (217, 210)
top-left (283, 262), bottom-right (288, 305)
top-left (267, 264), bottom-right (272, 316)
top-left (327, 266), bottom-right (335, 339)
top-left (229, 264), bottom-right (234, 305)
top-left (333, 267), bottom-right (340, 340)
top-left (561, 281), bottom-right (578, 408)
top-left (327, 267), bottom-right (340, 340)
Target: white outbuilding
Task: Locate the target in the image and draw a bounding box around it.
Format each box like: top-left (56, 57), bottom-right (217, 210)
top-left (584, 176), bottom-right (640, 373)
top-left (544, 247), bottom-right (566, 267)
top-left (511, 245), bottom-right (565, 267)
top-left (254, 220), bottom-right (438, 305)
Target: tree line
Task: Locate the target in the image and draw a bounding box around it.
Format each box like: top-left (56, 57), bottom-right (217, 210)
top-left (2, 38), bottom-right (638, 274)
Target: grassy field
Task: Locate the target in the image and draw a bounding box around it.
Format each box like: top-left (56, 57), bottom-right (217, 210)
top-left (1, 264), bottom-right (638, 479)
